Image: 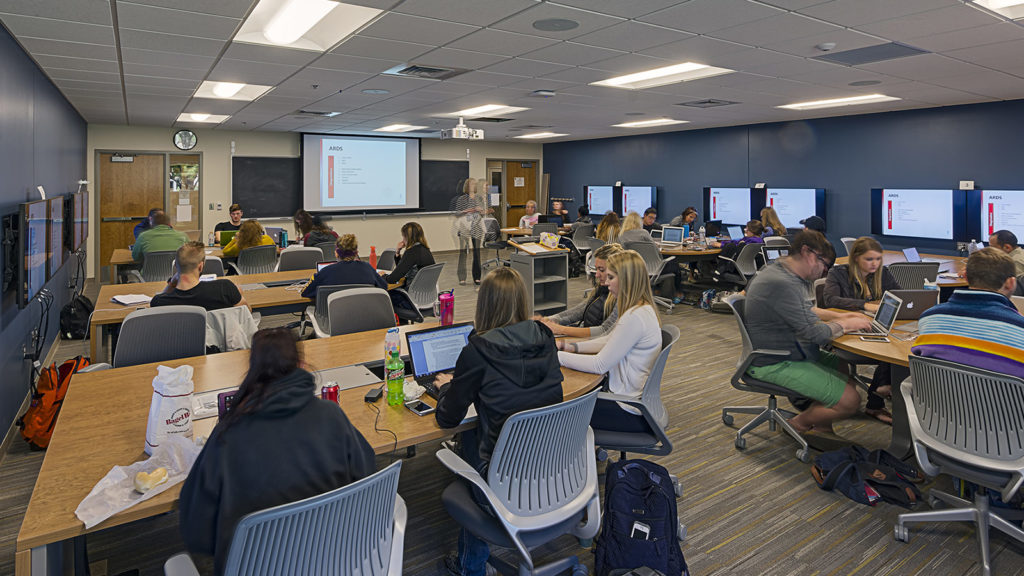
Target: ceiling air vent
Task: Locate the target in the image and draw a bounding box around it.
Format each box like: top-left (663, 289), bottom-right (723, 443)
top-left (294, 110), bottom-right (340, 117)
top-left (383, 63), bottom-right (468, 81)
top-left (468, 117), bottom-right (514, 123)
top-left (677, 99), bottom-right (739, 108)
top-left (812, 42), bottom-right (929, 66)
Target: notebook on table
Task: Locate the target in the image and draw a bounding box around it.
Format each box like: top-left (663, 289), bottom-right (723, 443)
top-left (890, 289), bottom-right (939, 320)
top-left (405, 322), bottom-right (474, 398)
top-left (902, 247), bottom-right (950, 264)
top-left (849, 291), bottom-right (903, 336)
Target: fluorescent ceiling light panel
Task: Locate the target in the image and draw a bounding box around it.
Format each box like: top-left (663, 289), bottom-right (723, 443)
top-left (515, 132), bottom-right (568, 139)
top-left (194, 81), bottom-right (273, 101)
top-left (177, 113), bottom-right (230, 123)
top-left (375, 124), bottom-right (429, 132)
top-left (778, 94), bottom-right (900, 110)
top-left (450, 104), bottom-right (529, 117)
top-left (235, 0), bottom-right (382, 52)
top-left (972, 0), bottom-right (1024, 19)
top-left (613, 118), bottom-right (689, 128)
top-left (591, 62), bottom-right (734, 90)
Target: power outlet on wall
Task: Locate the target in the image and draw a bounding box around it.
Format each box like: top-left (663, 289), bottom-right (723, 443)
top-left (216, 202), bottom-right (222, 210)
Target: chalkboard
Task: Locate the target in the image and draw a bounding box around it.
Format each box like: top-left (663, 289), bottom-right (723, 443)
top-left (231, 156), bottom-right (301, 218)
top-left (421, 160), bottom-right (468, 211)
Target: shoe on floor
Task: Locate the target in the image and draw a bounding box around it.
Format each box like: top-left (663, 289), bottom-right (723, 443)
top-left (443, 552), bottom-right (497, 576)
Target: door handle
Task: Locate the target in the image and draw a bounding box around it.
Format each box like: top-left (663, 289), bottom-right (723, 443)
top-left (101, 217), bottom-right (145, 222)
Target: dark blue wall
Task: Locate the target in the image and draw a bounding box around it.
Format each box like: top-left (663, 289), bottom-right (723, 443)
top-left (0, 26), bottom-right (87, 436)
top-left (544, 99), bottom-right (1024, 253)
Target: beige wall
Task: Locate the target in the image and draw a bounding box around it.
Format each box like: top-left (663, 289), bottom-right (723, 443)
top-left (85, 124), bottom-right (542, 277)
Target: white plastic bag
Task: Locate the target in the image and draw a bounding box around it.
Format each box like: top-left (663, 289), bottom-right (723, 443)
top-left (145, 365), bottom-right (194, 455)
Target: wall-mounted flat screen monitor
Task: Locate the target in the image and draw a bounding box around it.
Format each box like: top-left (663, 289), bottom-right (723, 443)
top-left (585, 185), bottom-right (614, 215)
top-left (48, 196), bottom-right (64, 279)
top-left (621, 186), bottom-right (656, 216)
top-left (73, 190), bottom-right (88, 250)
top-left (967, 189), bottom-right (1024, 243)
top-left (704, 187), bottom-right (752, 225)
top-left (871, 188), bottom-right (966, 241)
top-left (763, 188), bottom-right (825, 229)
top-left (19, 199), bottom-right (49, 308)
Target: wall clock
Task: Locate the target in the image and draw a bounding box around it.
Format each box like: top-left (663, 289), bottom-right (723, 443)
top-left (173, 129), bottom-right (197, 151)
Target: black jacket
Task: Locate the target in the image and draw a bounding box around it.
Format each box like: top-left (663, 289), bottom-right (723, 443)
top-left (300, 259), bottom-right (387, 298)
top-left (386, 243), bottom-right (435, 284)
top-left (823, 264), bottom-right (901, 310)
top-left (435, 320), bottom-right (563, 470)
top-left (179, 369), bottom-right (375, 575)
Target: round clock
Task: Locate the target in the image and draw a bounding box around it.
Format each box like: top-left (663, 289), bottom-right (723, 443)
top-left (173, 129), bottom-right (197, 151)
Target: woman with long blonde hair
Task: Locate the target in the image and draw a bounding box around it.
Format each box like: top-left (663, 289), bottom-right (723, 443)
top-left (221, 219), bottom-right (275, 257)
top-left (760, 206), bottom-right (787, 237)
top-left (596, 211), bottom-right (621, 242)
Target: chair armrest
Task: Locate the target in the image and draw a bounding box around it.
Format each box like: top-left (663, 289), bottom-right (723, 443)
top-left (435, 448), bottom-right (513, 520)
top-left (388, 495), bottom-right (407, 576)
top-left (79, 363), bottom-right (111, 373)
top-left (164, 553), bottom-right (200, 576)
top-left (227, 262), bottom-right (241, 275)
top-left (736, 349), bottom-right (791, 374)
top-left (126, 270), bottom-right (143, 283)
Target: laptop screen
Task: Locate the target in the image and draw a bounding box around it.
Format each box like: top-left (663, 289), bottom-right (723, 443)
top-left (265, 227), bottom-right (283, 243)
top-left (406, 323), bottom-right (475, 378)
top-left (219, 230), bottom-right (237, 245)
top-left (316, 262), bottom-right (331, 272)
top-left (874, 292), bottom-right (902, 330)
top-left (661, 226), bottom-right (684, 243)
top-left (538, 214), bottom-right (563, 226)
top-left (764, 248), bottom-right (786, 261)
top-left (902, 247), bottom-right (921, 262)
top-left (704, 220), bottom-right (722, 236)
top-left (727, 225), bottom-right (744, 239)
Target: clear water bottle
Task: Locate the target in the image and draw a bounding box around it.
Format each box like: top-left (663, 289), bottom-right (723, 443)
top-left (698, 226), bottom-right (706, 245)
top-left (386, 351), bottom-right (404, 407)
top-left (208, 232), bottom-right (215, 246)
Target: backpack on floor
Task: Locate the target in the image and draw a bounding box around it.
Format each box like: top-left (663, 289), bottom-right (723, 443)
top-left (60, 293), bottom-right (94, 339)
top-left (595, 459), bottom-right (688, 576)
top-left (17, 356), bottom-right (90, 450)
top-left (811, 445), bottom-right (923, 507)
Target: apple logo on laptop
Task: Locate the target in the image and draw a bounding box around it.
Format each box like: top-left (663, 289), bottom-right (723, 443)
top-left (906, 302), bottom-right (914, 309)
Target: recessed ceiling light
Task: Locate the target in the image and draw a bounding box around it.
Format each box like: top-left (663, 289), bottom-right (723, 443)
top-left (848, 80), bottom-right (882, 87)
top-left (177, 113), bottom-right (230, 123)
top-left (450, 104), bottom-right (529, 117)
top-left (532, 18), bottom-right (579, 32)
top-left (235, 0), bottom-right (382, 52)
top-left (362, 89), bottom-right (391, 95)
top-left (515, 132), bottom-right (568, 139)
top-left (612, 118), bottom-right (689, 128)
top-left (375, 124), bottom-right (428, 132)
top-left (778, 93), bottom-right (900, 110)
top-left (972, 0), bottom-right (1024, 19)
top-left (592, 62), bottom-right (735, 90)
top-left (195, 81), bottom-right (273, 101)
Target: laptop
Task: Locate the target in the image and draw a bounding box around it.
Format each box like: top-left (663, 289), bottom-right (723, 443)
top-left (704, 220), bottom-right (722, 237)
top-left (902, 247), bottom-right (950, 265)
top-left (660, 226), bottom-right (685, 246)
top-left (726, 225), bottom-right (744, 239)
top-left (405, 322), bottom-right (475, 398)
top-left (762, 246), bottom-right (788, 263)
top-left (538, 214), bottom-right (564, 226)
top-left (265, 226), bottom-right (284, 244)
top-left (316, 261), bottom-right (331, 273)
top-left (219, 230), bottom-right (237, 245)
top-left (849, 291), bottom-right (903, 336)
top-left (890, 289), bottom-right (939, 320)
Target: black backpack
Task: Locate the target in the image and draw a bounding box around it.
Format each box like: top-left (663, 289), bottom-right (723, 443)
top-left (811, 445), bottom-right (924, 507)
top-left (60, 293), bottom-right (94, 339)
top-left (595, 460), bottom-right (688, 576)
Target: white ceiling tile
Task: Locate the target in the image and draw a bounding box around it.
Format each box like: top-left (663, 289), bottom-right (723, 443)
top-left (710, 48), bottom-right (807, 73)
top-left (117, 0), bottom-right (255, 19)
top-left (0, 14), bottom-right (114, 45)
top-left (0, 0), bottom-right (112, 25)
top-left (19, 37), bottom-right (117, 59)
top-left (926, 71), bottom-right (1024, 100)
top-left (570, 21), bottom-right (691, 53)
top-left (444, 70), bottom-right (529, 87)
top-left (944, 39), bottom-right (1024, 71)
top-left (116, 2), bottom-right (239, 40)
top-left (127, 94), bottom-right (188, 108)
top-left (519, 42), bottom-right (624, 67)
top-left (757, 0), bottom-right (832, 9)
top-left (538, 67), bottom-right (613, 84)
top-left (358, 12), bottom-right (478, 45)
top-left (349, 74), bottom-right (437, 97)
top-left (446, 28), bottom-right (559, 57)
top-left (412, 83), bottom-right (488, 97)
top-left (586, 53), bottom-right (671, 75)
top-left (121, 62), bottom-right (208, 80)
top-left (788, 66), bottom-right (906, 88)
top-left (123, 74), bottom-right (200, 89)
top-left (118, 28), bottom-right (228, 56)
top-left (761, 28), bottom-right (885, 58)
top-left (552, 0), bottom-right (689, 19)
top-left (120, 47), bottom-right (216, 70)
top-left (856, 4), bottom-right (996, 42)
top-left (638, 35), bottom-right (750, 62)
top-left (799, 0), bottom-right (962, 27)
top-left (46, 68), bottom-right (120, 83)
top-left (332, 35), bottom-right (434, 61)
top-left (223, 43), bottom-right (320, 67)
top-left (34, 54), bottom-right (119, 73)
top-left (638, 0), bottom-right (782, 34)
top-left (481, 58), bottom-right (571, 77)
top-left (274, 69), bottom-right (374, 98)
top-left (491, 3), bottom-right (623, 40)
top-left (65, 96), bottom-right (124, 109)
top-left (392, 0), bottom-right (536, 27)
top-left (125, 84), bottom-right (196, 96)
top-left (858, 53), bottom-right (990, 81)
top-left (82, 111), bottom-right (128, 123)
top-left (501, 77), bottom-right (581, 93)
top-left (208, 58), bottom-right (302, 85)
top-left (880, 82), bottom-right (994, 106)
top-left (746, 55), bottom-right (839, 79)
top-left (907, 22), bottom-right (1024, 53)
top-left (311, 53), bottom-right (400, 74)
top-left (710, 13), bottom-right (842, 47)
top-left (416, 48), bottom-right (509, 70)
top-left (53, 78), bottom-right (122, 92)
top-left (183, 98), bottom-right (250, 115)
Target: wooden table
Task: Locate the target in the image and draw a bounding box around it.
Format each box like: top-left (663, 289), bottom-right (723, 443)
top-left (835, 250), bottom-right (967, 287)
top-left (500, 227), bottom-right (570, 237)
top-left (109, 247), bottom-right (226, 284)
top-left (16, 325), bottom-right (603, 576)
top-left (91, 270), bottom-right (314, 361)
top-left (658, 244), bottom-right (722, 262)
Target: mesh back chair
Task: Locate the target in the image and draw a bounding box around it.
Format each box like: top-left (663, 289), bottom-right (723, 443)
top-left (840, 237), bottom-right (857, 257)
top-left (572, 223), bottom-right (596, 254)
top-left (165, 461), bottom-right (406, 576)
top-left (302, 284), bottom-right (363, 338)
top-left (586, 237), bottom-right (606, 251)
top-left (392, 262), bottom-right (443, 317)
top-left (531, 222), bottom-right (559, 237)
top-left (377, 248), bottom-right (397, 271)
top-left (324, 288), bottom-right (396, 336)
top-left (813, 278), bottom-right (826, 307)
top-left (316, 242), bottom-right (338, 262)
top-left (888, 262), bottom-right (940, 290)
top-left (624, 241), bottom-right (676, 311)
top-left (436, 389), bottom-right (601, 576)
top-left (276, 247), bottom-right (322, 272)
top-left (229, 245), bottom-right (278, 275)
top-left (206, 306), bottom-right (259, 352)
top-left (764, 236), bottom-right (790, 248)
top-left (721, 294), bottom-right (811, 462)
top-left (894, 357), bottom-right (1024, 576)
top-left (715, 243), bottom-right (763, 289)
top-left (203, 256), bottom-right (226, 277)
top-left (482, 217), bottom-right (509, 269)
top-left (127, 250), bottom-right (177, 283)
top-left (113, 306), bottom-right (207, 368)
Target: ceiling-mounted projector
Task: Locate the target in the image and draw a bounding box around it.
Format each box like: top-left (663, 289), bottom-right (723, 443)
top-left (441, 117), bottom-right (484, 140)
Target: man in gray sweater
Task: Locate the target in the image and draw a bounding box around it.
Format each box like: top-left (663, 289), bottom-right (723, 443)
top-left (744, 230), bottom-right (872, 433)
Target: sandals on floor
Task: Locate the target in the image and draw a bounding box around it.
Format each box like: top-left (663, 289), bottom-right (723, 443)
top-left (865, 407), bottom-right (893, 425)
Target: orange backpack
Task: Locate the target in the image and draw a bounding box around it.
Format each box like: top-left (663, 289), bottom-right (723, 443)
top-left (17, 356), bottom-right (90, 450)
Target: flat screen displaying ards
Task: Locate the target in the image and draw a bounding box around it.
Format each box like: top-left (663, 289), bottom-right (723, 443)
top-left (977, 190), bottom-right (1024, 242)
top-left (622, 186), bottom-right (656, 216)
top-left (765, 188), bottom-right (825, 229)
top-left (705, 187), bottom-right (751, 225)
top-left (49, 196), bottom-right (63, 279)
top-left (585, 185), bottom-right (614, 215)
top-left (870, 189), bottom-right (966, 241)
top-left (20, 199), bottom-right (48, 307)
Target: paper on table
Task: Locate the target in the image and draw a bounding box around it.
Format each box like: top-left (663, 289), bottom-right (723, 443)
top-left (75, 436), bottom-right (201, 529)
top-left (515, 242), bottom-right (546, 255)
top-left (111, 294), bottom-right (152, 306)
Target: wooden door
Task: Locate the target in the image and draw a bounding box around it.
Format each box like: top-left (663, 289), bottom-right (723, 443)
top-left (504, 160), bottom-right (537, 228)
top-left (98, 153), bottom-right (165, 279)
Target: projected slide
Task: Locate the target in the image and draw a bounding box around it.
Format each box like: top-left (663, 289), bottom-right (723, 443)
top-left (302, 134), bottom-right (420, 212)
top-left (882, 189), bottom-right (953, 240)
top-left (708, 188), bottom-right (751, 224)
top-left (980, 190), bottom-right (1024, 241)
top-left (622, 186), bottom-right (655, 216)
top-left (767, 188), bottom-right (818, 229)
top-left (586, 186), bottom-right (614, 215)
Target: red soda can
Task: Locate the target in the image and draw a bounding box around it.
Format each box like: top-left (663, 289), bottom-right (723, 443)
top-left (320, 383), bottom-right (339, 403)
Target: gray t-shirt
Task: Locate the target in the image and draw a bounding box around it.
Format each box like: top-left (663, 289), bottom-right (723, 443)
top-left (744, 261), bottom-right (835, 366)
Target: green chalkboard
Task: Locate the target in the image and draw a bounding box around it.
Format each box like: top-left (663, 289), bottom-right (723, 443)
top-left (420, 160), bottom-right (468, 211)
top-left (231, 156), bottom-right (301, 218)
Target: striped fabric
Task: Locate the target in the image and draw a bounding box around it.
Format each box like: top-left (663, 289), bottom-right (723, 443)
top-left (912, 289), bottom-right (1024, 378)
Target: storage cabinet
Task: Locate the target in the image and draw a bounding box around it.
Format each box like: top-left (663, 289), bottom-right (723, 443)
top-left (511, 249), bottom-right (567, 315)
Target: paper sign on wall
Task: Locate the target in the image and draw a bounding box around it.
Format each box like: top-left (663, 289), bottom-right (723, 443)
top-left (176, 205), bottom-right (192, 222)
top-left (514, 177), bottom-right (525, 187)
top-left (490, 193), bottom-right (500, 206)
top-left (179, 198), bottom-right (189, 205)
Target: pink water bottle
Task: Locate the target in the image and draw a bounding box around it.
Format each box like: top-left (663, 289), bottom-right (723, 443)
top-left (437, 290), bottom-right (455, 326)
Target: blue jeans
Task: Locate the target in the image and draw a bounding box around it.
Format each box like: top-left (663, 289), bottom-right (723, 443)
top-left (455, 428), bottom-right (491, 576)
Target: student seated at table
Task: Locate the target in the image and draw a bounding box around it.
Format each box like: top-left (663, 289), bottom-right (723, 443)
top-left (221, 219), bottom-right (275, 258)
top-left (179, 328), bottom-right (374, 575)
top-left (596, 211), bottom-right (620, 242)
top-left (214, 203), bottom-right (243, 235)
top-left (302, 214), bottom-right (339, 246)
top-left (384, 222), bottom-right (434, 285)
top-left (988, 229), bottom-right (1024, 275)
top-left (616, 212), bottom-right (654, 246)
top-left (557, 251), bottom-right (662, 432)
top-left (539, 243), bottom-right (624, 338)
top-left (518, 200), bottom-right (539, 229)
top-left (760, 206), bottom-right (787, 237)
top-left (913, 247), bottom-right (1024, 379)
top-left (743, 230), bottom-right (873, 434)
top-left (301, 234), bottom-right (386, 298)
top-left (642, 207), bottom-right (662, 232)
top-left (433, 267), bottom-right (563, 576)
top-left (669, 206), bottom-right (698, 229)
top-left (708, 219), bottom-right (765, 252)
top-left (293, 209), bottom-right (314, 242)
top-left (133, 207), bottom-right (161, 239)
top-left (550, 199), bottom-right (570, 219)
top-left (150, 241), bottom-right (248, 310)
top-left (569, 204), bottom-right (592, 233)
top-left (132, 210), bottom-right (188, 262)
top-left (822, 236), bottom-right (901, 424)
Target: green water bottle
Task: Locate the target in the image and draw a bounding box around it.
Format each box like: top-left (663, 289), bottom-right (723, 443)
top-left (386, 351), bottom-right (404, 406)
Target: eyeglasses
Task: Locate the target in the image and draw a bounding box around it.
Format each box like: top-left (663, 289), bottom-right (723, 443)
top-left (810, 250), bottom-right (832, 268)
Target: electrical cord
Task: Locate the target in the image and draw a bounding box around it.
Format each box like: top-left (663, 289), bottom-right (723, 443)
top-left (366, 384), bottom-right (399, 464)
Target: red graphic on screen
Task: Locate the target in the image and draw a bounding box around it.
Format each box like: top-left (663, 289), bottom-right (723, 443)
top-left (770, 197), bottom-right (774, 207)
top-left (887, 200), bottom-right (892, 230)
top-left (713, 196), bottom-right (717, 218)
top-left (988, 203), bottom-right (994, 236)
top-left (328, 156), bottom-right (334, 199)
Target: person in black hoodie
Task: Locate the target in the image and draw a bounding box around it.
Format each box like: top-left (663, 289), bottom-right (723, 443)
top-left (179, 328), bottom-right (375, 575)
top-left (434, 267), bottom-right (563, 576)
top-left (384, 221), bottom-right (435, 285)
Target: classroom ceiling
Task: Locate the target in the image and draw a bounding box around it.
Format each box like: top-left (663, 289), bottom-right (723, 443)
top-left (3, 0), bottom-right (1024, 141)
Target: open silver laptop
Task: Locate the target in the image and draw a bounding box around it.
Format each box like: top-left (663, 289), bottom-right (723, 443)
top-left (890, 289), bottom-right (939, 320)
top-left (850, 291), bottom-right (903, 336)
top-left (726, 225), bottom-right (744, 239)
top-left (903, 247), bottom-right (950, 265)
top-left (659, 226), bottom-right (685, 246)
top-left (265, 226), bottom-right (284, 244)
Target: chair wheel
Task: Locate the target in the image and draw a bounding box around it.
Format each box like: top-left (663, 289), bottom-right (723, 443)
top-left (572, 563), bottom-right (588, 576)
top-left (734, 437), bottom-right (746, 450)
top-left (722, 413), bottom-right (734, 426)
top-left (673, 480), bottom-right (683, 499)
top-left (596, 448), bottom-right (608, 462)
top-left (796, 449), bottom-right (810, 463)
top-left (894, 525), bottom-right (910, 542)
top-left (678, 522), bottom-right (687, 542)
top-left (928, 495), bottom-right (940, 508)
